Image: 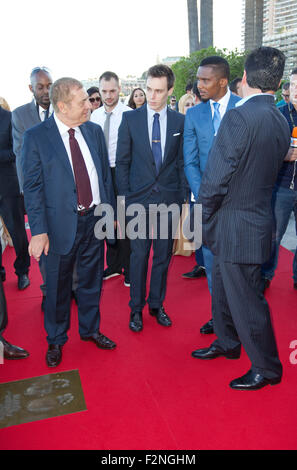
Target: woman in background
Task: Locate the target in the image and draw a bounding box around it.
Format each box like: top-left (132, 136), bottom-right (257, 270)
top-left (128, 88), bottom-right (146, 109)
top-left (178, 93), bottom-right (195, 115)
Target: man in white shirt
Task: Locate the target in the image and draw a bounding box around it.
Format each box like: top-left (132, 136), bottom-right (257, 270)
top-left (22, 77), bottom-right (117, 368)
top-left (91, 71), bottom-right (132, 286)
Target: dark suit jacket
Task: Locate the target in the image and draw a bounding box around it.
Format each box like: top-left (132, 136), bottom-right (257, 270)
top-left (198, 95), bottom-right (291, 264)
top-left (0, 107), bottom-right (20, 199)
top-left (22, 115), bottom-right (116, 255)
top-left (116, 104), bottom-right (187, 207)
top-left (12, 100), bottom-right (41, 191)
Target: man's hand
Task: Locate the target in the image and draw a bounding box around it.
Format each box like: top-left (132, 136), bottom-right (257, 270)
top-left (284, 147), bottom-right (297, 162)
top-left (29, 234), bottom-right (49, 262)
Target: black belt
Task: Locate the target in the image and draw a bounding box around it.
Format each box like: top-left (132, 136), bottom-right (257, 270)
top-left (77, 205), bottom-right (96, 217)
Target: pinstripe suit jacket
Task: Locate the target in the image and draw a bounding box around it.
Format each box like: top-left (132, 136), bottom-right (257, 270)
top-left (198, 94), bottom-right (291, 264)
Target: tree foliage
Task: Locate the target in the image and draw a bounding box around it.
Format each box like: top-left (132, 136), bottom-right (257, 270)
top-left (172, 46), bottom-right (249, 99)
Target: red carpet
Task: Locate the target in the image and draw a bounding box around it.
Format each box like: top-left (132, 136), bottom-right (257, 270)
top-left (0, 241), bottom-right (297, 450)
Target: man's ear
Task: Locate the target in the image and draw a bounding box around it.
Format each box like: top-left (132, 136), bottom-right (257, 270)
top-left (29, 84), bottom-right (33, 94)
top-left (219, 77), bottom-right (228, 89)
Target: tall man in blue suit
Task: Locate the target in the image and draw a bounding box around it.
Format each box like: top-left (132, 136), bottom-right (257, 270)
top-left (194, 47), bottom-right (291, 390)
top-left (183, 57), bottom-right (241, 335)
top-left (22, 78), bottom-right (117, 367)
top-left (116, 65), bottom-right (187, 332)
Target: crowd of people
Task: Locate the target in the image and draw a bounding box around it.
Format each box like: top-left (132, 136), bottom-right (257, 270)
top-left (0, 45), bottom-right (296, 391)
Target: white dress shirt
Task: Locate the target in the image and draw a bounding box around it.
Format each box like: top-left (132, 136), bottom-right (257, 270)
top-left (147, 104), bottom-right (167, 159)
top-left (209, 88), bottom-right (231, 120)
top-left (54, 113), bottom-right (100, 208)
top-left (34, 100), bottom-right (53, 121)
top-left (91, 101), bottom-right (131, 167)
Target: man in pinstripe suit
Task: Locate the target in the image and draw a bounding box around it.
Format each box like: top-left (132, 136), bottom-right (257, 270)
top-left (192, 47), bottom-right (291, 390)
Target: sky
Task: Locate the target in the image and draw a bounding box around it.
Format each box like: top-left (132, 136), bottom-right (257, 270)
top-left (0, 0), bottom-right (242, 110)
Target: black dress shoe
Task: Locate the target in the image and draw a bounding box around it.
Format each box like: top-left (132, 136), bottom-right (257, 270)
top-left (46, 344), bottom-right (62, 367)
top-left (129, 311), bottom-right (143, 332)
top-left (81, 332), bottom-right (116, 349)
top-left (1, 338), bottom-right (29, 360)
top-left (230, 369), bottom-right (281, 391)
top-left (200, 319), bottom-right (214, 334)
top-left (17, 274), bottom-right (30, 290)
top-left (103, 268), bottom-right (122, 280)
top-left (192, 344), bottom-right (241, 360)
top-left (149, 306), bottom-right (172, 327)
top-left (182, 265), bottom-right (206, 279)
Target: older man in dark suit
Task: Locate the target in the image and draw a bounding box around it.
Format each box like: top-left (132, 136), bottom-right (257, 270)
top-left (0, 105), bottom-right (30, 290)
top-left (193, 47), bottom-right (291, 390)
top-left (22, 77), bottom-right (117, 367)
top-left (116, 64), bottom-right (187, 332)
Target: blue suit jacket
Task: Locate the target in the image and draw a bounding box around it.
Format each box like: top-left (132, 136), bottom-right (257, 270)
top-left (116, 104), bottom-right (187, 207)
top-left (183, 93), bottom-right (241, 200)
top-left (22, 115), bottom-right (115, 255)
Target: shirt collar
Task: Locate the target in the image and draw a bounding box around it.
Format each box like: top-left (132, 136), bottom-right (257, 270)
top-left (104, 100), bottom-right (123, 116)
top-left (235, 92), bottom-right (274, 107)
top-left (54, 113), bottom-right (80, 136)
top-left (147, 104), bottom-right (167, 120)
top-left (210, 88), bottom-right (231, 108)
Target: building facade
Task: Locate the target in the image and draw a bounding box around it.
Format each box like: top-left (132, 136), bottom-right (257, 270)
top-left (262, 0), bottom-right (297, 78)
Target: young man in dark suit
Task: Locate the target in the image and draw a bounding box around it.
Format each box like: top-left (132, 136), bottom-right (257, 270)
top-left (116, 64), bottom-right (187, 332)
top-left (194, 47), bottom-right (291, 390)
top-left (22, 78), bottom-right (117, 367)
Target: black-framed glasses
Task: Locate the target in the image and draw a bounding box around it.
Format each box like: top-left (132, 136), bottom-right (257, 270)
top-left (89, 97), bottom-right (101, 103)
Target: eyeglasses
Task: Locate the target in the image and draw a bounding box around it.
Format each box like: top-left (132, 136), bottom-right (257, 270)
top-left (89, 97), bottom-right (101, 103)
top-left (282, 93), bottom-right (290, 98)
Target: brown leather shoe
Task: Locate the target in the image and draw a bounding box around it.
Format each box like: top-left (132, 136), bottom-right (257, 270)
top-left (46, 344), bottom-right (62, 367)
top-left (1, 339), bottom-right (29, 360)
top-left (80, 332), bottom-right (116, 349)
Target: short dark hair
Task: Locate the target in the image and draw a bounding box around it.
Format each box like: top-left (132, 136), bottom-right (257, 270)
top-left (291, 68), bottom-right (297, 76)
top-left (229, 77), bottom-right (242, 93)
top-left (199, 56), bottom-right (230, 81)
top-left (147, 64), bottom-right (175, 90)
top-left (192, 80), bottom-right (201, 100)
top-left (99, 71), bottom-right (120, 85)
top-left (186, 82), bottom-right (193, 92)
top-left (244, 47), bottom-right (286, 92)
top-left (87, 86), bottom-right (99, 96)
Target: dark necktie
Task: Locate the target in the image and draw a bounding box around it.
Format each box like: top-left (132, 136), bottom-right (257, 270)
top-left (68, 128), bottom-right (93, 209)
top-left (152, 113), bottom-right (162, 173)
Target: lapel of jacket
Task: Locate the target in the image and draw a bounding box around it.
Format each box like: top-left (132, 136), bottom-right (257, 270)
top-left (200, 101), bottom-right (215, 140)
top-left (138, 105), bottom-right (158, 169)
top-left (44, 115), bottom-right (74, 180)
top-left (163, 107), bottom-right (176, 164)
top-left (28, 99), bottom-right (41, 124)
